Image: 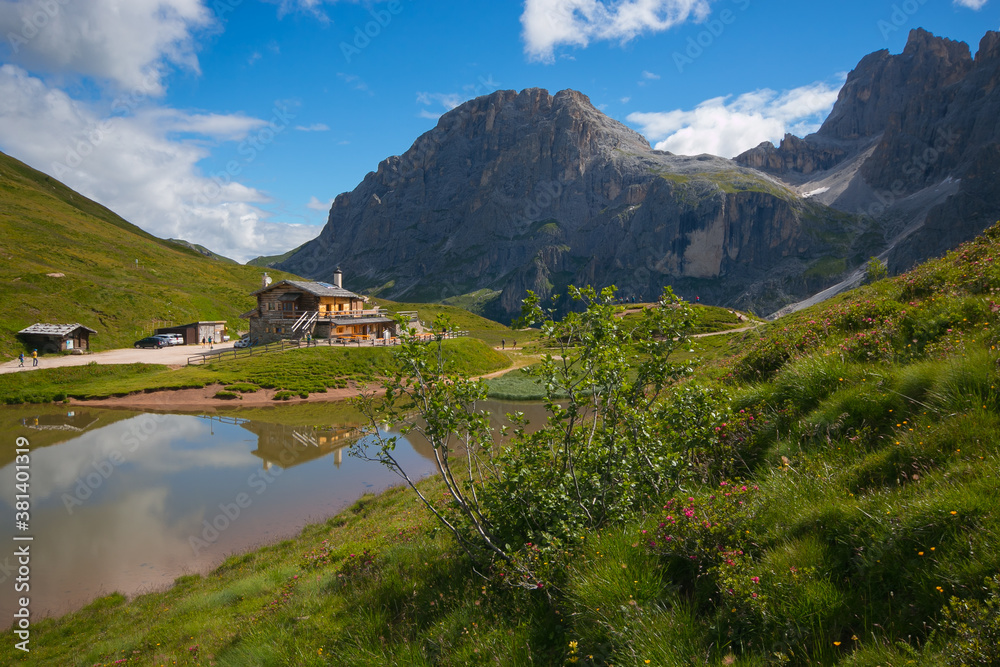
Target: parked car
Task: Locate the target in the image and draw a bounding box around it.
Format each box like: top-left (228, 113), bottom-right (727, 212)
top-left (153, 333), bottom-right (184, 346)
top-left (233, 335), bottom-right (252, 349)
top-left (134, 337), bottom-right (168, 349)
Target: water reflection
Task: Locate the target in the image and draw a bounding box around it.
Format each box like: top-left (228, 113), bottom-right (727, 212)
top-left (0, 399), bottom-right (547, 621)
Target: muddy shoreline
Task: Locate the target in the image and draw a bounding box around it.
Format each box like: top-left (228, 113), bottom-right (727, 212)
top-left (68, 383), bottom-right (375, 411)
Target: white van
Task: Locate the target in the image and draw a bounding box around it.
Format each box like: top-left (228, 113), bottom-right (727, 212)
top-left (153, 333), bottom-right (185, 346)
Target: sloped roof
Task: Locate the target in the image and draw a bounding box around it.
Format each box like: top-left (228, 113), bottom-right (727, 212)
top-left (18, 323), bottom-right (97, 337)
top-left (252, 280), bottom-right (361, 299)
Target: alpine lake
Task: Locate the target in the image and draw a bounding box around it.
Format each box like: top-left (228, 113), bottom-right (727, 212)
top-left (0, 399), bottom-right (549, 621)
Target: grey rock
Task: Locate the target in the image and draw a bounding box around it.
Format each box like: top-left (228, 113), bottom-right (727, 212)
top-left (736, 28), bottom-right (1000, 282)
top-left (279, 89), bottom-right (866, 319)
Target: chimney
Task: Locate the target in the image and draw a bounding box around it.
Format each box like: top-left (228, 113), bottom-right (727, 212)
top-left (333, 267), bottom-right (342, 288)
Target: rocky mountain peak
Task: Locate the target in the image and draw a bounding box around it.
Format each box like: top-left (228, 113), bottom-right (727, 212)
top-left (976, 30), bottom-right (1000, 65)
top-left (278, 83), bottom-right (868, 319)
top-left (817, 28), bottom-right (972, 142)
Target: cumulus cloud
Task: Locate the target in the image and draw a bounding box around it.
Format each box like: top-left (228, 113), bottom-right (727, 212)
top-left (627, 80), bottom-right (843, 158)
top-left (521, 0), bottom-right (711, 62)
top-left (0, 65), bottom-right (316, 262)
top-left (416, 91), bottom-right (464, 119)
top-left (953, 0), bottom-right (988, 8)
top-left (306, 196), bottom-right (333, 211)
top-left (295, 123), bottom-right (330, 132)
top-left (0, 0), bottom-right (214, 95)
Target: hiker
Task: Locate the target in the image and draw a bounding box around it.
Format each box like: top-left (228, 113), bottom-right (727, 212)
top-left (512, 339), bottom-right (516, 348)
top-left (201, 337), bottom-right (206, 347)
top-left (209, 336), bottom-right (213, 349)
top-left (18, 352), bottom-right (24, 367)
top-left (31, 349), bottom-right (38, 366)
top-left (501, 338), bottom-right (505, 350)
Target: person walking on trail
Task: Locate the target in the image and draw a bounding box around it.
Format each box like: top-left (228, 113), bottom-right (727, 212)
top-left (501, 338), bottom-right (505, 350)
top-left (31, 349), bottom-right (38, 366)
top-left (209, 336), bottom-right (213, 349)
top-left (18, 352), bottom-right (24, 367)
top-left (201, 337), bottom-right (206, 347)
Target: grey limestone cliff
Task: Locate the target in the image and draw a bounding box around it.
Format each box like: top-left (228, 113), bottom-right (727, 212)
top-left (279, 88), bottom-right (870, 319)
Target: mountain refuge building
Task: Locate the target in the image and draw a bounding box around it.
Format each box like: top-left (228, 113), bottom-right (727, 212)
top-left (242, 269), bottom-right (397, 344)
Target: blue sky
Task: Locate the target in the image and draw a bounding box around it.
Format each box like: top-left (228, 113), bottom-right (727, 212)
top-left (0, 0), bottom-right (994, 261)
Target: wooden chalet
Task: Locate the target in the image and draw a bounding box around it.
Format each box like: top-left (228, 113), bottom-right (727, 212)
top-left (18, 323), bottom-right (96, 353)
top-left (242, 269), bottom-right (397, 344)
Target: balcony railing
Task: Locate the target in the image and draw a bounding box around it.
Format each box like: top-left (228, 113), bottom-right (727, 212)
top-left (270, 308), bottom-right (419, 321)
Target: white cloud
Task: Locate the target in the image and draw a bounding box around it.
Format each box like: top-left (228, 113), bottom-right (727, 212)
top-left (0, 65), bottom-right (316, 262)
top-left (627, 80), bottom-right (843, 158)
top-left (953, 0), bottom-right (988, 8)
top-left (152, 109), bottom-right (269, 141)
top-left (0, 0), bottom-right (214, 95)
top-left (264, 0), bottom-right (332, 23)
top-left (521, 0), bottom-right (711, 62)
top-left (307, 196), bottom-right (333, 211)
top-left (416, 92), bottom-right (464, 109)
top-left (641, 70), bottom-right (660, 79)
top-left (621, 96), bottom-right (631, 103)
top-left (337, 72), bottom-right (373, 95)
top-left (295, 123), bottom-right (330, 132)
top-left (415, 91), bottom-right (464, 119)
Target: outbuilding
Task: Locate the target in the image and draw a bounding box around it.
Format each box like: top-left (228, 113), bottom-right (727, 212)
top-left (154, 321), bottom-right (228, 345)
top-left (17, 323), bottom-right (97, 353)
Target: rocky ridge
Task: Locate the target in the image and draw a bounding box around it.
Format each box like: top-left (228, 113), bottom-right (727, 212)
top-left (279, 89), bottom-right (873, 318)
top-left (735, 28), bottom-right (1000, 280)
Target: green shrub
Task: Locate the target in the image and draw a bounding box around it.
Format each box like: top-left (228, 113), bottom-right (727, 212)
top-left (214, 390), bottom-right (240, 399)
top-left (224, 383), bottom-right (259, 393)
top-left (937, 575), bottom-right (1000, 665)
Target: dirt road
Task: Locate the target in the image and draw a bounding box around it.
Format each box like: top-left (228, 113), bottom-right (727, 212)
top-left (0, 343), bottom-right (236, 375)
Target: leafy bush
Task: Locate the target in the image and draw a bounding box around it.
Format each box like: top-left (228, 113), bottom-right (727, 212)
top-left (224, 383), bottom-right (259, 393)
top-left (937, 575), bottom-right (1000, 665)
top-left (865, 256), bottom-right (888, 284)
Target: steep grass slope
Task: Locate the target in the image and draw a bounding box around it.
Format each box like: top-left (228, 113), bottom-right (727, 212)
top-left (0, 151), bottom-right (296, 358)
top-left (3, 225), bottom-right (1000, 665)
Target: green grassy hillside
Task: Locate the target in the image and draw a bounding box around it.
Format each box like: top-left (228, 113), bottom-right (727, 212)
top-left (0, 150), bottom-right (298, 359)
top-left (7, 224), bottom-right (999, 665)
top-left (246, 243), bottom-right (306, 268)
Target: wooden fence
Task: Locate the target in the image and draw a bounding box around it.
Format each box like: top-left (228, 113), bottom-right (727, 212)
top-left (186, 339), bottom-right (304, 366)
